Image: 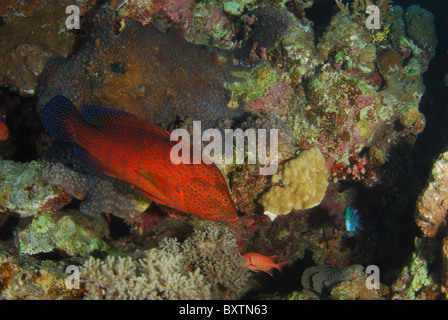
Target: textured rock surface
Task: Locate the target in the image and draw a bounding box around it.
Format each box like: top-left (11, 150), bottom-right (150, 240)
top-left (415, 151), bottom-right (448, 238)
top-left (0, 160), bottom-right (72, 217)
top-left (15, 209), bottom-right (110, 257)
top-left (36, 5), bottom-right (245, 128)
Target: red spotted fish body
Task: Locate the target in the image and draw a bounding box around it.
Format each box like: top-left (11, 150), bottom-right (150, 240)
top-left (0, 119), bottom-right (10, 141)
top-left (42, 95), bottom-right (238, 222)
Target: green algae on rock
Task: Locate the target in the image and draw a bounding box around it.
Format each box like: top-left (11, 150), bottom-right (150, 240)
top-left (15, 210), bottom-right (109, 257)
top-left (0, 160), bottom-right (72, 217)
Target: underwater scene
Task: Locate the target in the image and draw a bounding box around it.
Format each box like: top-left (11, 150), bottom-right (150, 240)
top-left (0, 0), bottom-right (447, 302)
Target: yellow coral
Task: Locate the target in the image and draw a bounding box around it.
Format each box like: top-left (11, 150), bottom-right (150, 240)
top-left (260, 148), bottom-right (329, 220)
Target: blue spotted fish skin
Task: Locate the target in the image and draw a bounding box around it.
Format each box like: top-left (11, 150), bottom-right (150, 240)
top-left (42, 95), bottom-right (238, 222)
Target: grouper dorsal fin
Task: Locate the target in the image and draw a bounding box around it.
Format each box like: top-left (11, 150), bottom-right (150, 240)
top-left (82, 105), bottom-right (171, 138)
top-left (82, 105), bottom-right (143, 129)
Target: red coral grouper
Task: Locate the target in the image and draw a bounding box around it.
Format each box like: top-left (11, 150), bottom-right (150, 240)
top-left (42, 95), bottom-right (238, 222)
top-left (0, 119), bottom-right (10, 141)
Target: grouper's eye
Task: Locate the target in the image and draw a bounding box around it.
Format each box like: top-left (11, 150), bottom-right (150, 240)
top-left (222, 197), bottom-right (230, 206)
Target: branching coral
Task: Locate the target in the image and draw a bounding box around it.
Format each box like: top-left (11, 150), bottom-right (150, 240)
top-left (82, 240), bottom-right (211, 300)
top-left (81, 224), bottom-right (249, 299)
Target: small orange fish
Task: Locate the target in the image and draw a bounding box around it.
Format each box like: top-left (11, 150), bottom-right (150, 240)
top-left (42, 95), bottom-right (238, 222)
top-left (0, 119), bottom-right (10, 141)
top-left (243, 252), bottom-right (289, 276)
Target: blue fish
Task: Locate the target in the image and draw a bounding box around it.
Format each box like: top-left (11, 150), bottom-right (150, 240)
top-left (344, 206), bottom-right (362, 234)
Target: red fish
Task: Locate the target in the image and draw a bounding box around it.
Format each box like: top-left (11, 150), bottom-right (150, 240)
top-left (0, 119), bottom-right (10, 141)
top-left (42, 95), bottom-right (238, 222)
top-left (243, 252), bottom-right (289, 276)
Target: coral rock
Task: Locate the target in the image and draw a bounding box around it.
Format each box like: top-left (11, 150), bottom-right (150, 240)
top-left (41, 160), bottom-right (151, 219)
top-left (405, 5), bottom-right (438, 56)
top-left (0, 160), bottom-right (71, 217)
top-left (377, 49), bottom-right (403, 79)
top-left (415, 151), bottom-right (448, 238)
top-left (15, 209), bottom-right (110, 257)
top-left (36, 5), bottom-right (244, 128)
top-left (301, 264), bottom-right (364, 294)
top-left (0, 0), bottom-right (75, 96)
top-left (330, 273), bottom-right (386, 300)
top-left (442, 233), bottom-right (448, 293)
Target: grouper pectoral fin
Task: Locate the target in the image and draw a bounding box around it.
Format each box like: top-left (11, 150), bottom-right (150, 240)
top-left (136, 168), bottom-right (187, 211)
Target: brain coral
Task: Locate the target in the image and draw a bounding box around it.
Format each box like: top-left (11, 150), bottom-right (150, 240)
top-left (36, 5), bottom-right (244, 127)
top-left (260, 148), bottom-right (329, 220)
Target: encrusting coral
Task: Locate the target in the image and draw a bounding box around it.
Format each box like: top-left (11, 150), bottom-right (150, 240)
top-left (41, 160), bottom-right (151, 219)
top-left (36, 5), bottom-right (244, 128)
top-left (0, 0), bottom-right (75, 96)
top-left (15, 209), bottom-right (110, 257)
top-left (0, 159), bottom-right (72, 217)
top-left (81, 224), bottom-right (249, 299)
top-left (260, 148), bottom-right (329, 220)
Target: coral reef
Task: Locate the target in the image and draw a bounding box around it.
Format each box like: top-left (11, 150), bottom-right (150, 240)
top-left (0, 253), bottom-right (84, 299)
top-left (81, 224), bottom-right (249, 299)
top-left (36, 5), bottom-right (244, 128)
top-left (0, 160), bottom-right (72, 217)
top-left (0, 0), bottom-right (442, 301)
top-left (41, 159), bottom-right (151, 219)
top-left (120, 0), bottom-right (242, 49)
top-left (15, 209), bottom-right (110, 257)
top-left (0, 0), bottom-right (75, 96)
top-left (282, 3), bottom-right (434, 187)
top-left (415, 151), bottom-right (448, 238)
top-left (301, 264), bottom-right (364, 294)
top-left (414, 150), bottom-right (448, 297)
top-left (260, 148), bottom-right (329, 220)
top-left (329, 272), bottom-right (387, 300)
top-left (390, 238), bottom-right (439, 300)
